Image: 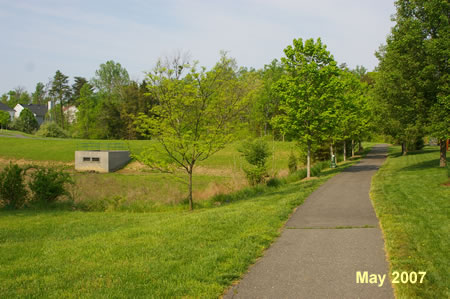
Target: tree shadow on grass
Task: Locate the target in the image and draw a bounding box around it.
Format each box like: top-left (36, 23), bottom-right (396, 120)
top-left (389, 147), bottom-right (440, 158)
top-left (398, 158), bottom-right (443, 172)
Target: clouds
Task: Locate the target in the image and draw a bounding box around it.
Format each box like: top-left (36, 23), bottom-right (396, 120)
top-left (0, 0), bottom-right (395, 92)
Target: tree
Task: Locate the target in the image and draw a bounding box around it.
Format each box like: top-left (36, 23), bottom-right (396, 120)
top-left (375, 0), bottom-right (449, 164)
top-left (238, 139), bottom-right (271, 185)
top-left (71, 77), bottom-right (90, 105)
top-left (91, 60), bottom-right (130, 96)
top-left (273, 38), bottom-right (340, 178)
top-left (335, 69), bottom-right (372, 160)
top-left (0, 111), bottom-right (10, 129)
top-left (32, 82), bottom-right (46, 105)
top-left (429, 94), bottom-right (450, 167)
top-left (17, 108), bottom-right (38, 134)
top-left (90, 61), bottom-right (131, 138)
top-left (118, 80), bottom-right (157, 139)
top-left (253, 59), bottom-right (284, 137)
top-left (49, 70), bottom-right (71, 128)
top-left (135, 53), bottom-right (250, 210)
top-left (74, 84), bottom-right (103, 139)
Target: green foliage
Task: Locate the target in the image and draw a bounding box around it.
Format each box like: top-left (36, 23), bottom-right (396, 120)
top-left (0, 163), bottom-right (27, 209)
top-left (135, 53), bottom-right (253, 209)
top-left (266, 177), bottom-right (282, 188)
top-left (238, 139), bottom-right (270, 167)
top-left (28, 167), bottom-right (73, 204)
top-left (243, 166), bottom-right (268, 186)
top-left (49, 70), bottom-right (71, 128)
top-left (374, 0), bottom-right (449, 160)
top-left (74, 84), bottom-right (104, 139)
top-left (71, 77), bottom-right (89, 104)
top-left (428, 94), bottom-right (450, 141)
top-left (0, 110), bottom-right (10, 128)
top-left (16, 108), bottom-right (38, 134)
top-left (273, 38), bottom-right (340, 177)
top-left (31, 82), bottom-right (46, 105)
top-left (288, 151), bottom-right (297, 174)
top-left (36, 122), bottom-right (69, 138)
top-left (91, 60), bottom-right (130, 94)
top-left (249, 59), bottom-right (283, 137)
top-left (238, 139), bottom-right (271, 185)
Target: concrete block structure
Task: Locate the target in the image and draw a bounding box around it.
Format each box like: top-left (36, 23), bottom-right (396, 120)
top-left (75, 150), bottom-right (130, 173)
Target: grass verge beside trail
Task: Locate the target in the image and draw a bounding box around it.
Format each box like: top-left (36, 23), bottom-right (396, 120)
top-left (370, 146), bottom-right (449, 299)
top-left (0, 156), bottom-right (363, 298)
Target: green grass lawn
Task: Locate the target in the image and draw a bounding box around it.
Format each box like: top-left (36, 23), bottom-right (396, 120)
top-left (370, 146), bottom-right (449, 298)
top-left (0, 132), bottom-right (295, 171)
top-left (0, 163), bottom-right (355, 298)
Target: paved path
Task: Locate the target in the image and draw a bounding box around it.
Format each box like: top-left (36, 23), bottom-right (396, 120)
top-left (225, 144), bottom-right (394, 299)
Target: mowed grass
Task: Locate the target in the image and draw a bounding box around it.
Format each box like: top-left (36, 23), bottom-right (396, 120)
top-left (0, 133), bottom-right (295, 171)
top-left (0, 165), bottom-right (351, 298)
top-left (370, 146), bottom-right (449, 298)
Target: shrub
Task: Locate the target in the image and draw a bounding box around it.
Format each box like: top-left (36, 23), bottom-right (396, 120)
top-left (238, 139), bottom-right (271, 185)
top-left (28, 167), bottom-right (73, 204)
top-left (36, 122), bottom-right (69, 138)
top-left (266, 177), bottom-right (282, 188)
top-left (244, 166), bottom-right (268, 186)
top-left (0, 163), bottom-right (27, 209)
top-left (238, 139), bottom-right (271, 167)
top-left (288, 151), bottom-right (297, 174)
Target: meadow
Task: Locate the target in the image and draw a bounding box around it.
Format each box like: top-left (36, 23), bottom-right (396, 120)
top-left (0, 133), bottom-right (298, 210)
top-left (371, 146), bottom-right (449, 298)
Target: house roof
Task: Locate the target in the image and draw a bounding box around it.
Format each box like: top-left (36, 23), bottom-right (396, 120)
top-left (23, 104), bottom-right (47, 117)
top-left (0, 102), bottom-right (14, 112)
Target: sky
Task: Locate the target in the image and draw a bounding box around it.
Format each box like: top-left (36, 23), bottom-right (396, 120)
top-left (0, 0), bottom-right (396, 93)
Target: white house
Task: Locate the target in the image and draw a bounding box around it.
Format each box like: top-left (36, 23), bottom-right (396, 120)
top-left (14, 104), bottom-right (48, 126)
top-left (63, 106), bottom-right (79, 124)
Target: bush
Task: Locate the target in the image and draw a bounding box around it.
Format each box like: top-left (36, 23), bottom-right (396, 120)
top-left (36, 122), bottom-right (69, 138)
top-left (244, 166), bottom-right (268, 186)
top-left (238, 139), bottom-right (271, 185)
top-left (0, 163), bottom-right (27, 209)
top-left (266, 177), bottom-right (282, 188)
top-left (288, 151), bottom-right (297, 174)
top-left (28, 167), bottom-right (73, 204)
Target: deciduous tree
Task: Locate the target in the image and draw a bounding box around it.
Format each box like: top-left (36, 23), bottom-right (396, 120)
top-left (273, 38), bottom-right (340, 177)
top-left (135, 53), bottom-right (250, 210)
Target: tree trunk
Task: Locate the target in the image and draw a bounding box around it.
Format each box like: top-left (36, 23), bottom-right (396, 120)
top-left (188, 169), bottom-right (193, 210)
top-left (343, 141), bottom-right (346, 162)
top-left (330, 144), bottom-right (333, 158)
top-left (440, 139), bottom-right (447, 167)
top-left (358, 140), bottom-right (363, 153)
top-left (307, 141), bottom-right (311, 178)
top-left (351, 139), bottom-right (355, 157)
top-left (401, 142), bottom-right (407, 156)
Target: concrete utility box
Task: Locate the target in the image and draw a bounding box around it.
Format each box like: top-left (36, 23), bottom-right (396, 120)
top-left (75, 150), bottom-right (130, 173)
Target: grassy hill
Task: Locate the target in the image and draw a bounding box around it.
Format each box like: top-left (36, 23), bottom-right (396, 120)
top-left (0, 133), bottom-right (299, 210)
